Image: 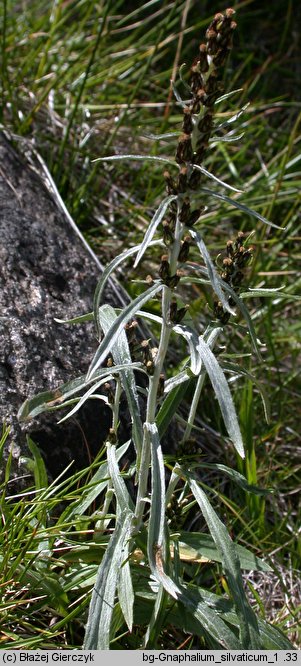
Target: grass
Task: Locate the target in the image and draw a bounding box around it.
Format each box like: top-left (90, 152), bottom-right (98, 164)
top-left (1, 0), bottom-right (300, 650)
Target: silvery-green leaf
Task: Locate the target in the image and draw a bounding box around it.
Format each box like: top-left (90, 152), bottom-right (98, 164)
top-left (57, 377), bottom-right (109, 424)
top-left (143, 131), bottom-right (181, 140)
top-left (178, 532), bottom-right (272, 571)
top-left (192, 163), bottom-right (243, 193)
top-left (199, 187), bottom-right (284, 229)
top-left (147, 422), bottom-right (166, 557)
top-left (99, 304), bottom-right (143, 458)
top-left (189, 229), bottom-right (235, 316)
top-left (92, 154), bottom-right (178, 167)
top-left (194, 462), bottom-right (272, 497)
top-left (210, 132), bottom-right (245, 144)
top-left (189, 480), bottom-right (261, 649)
top-left (143, 583), bottom-right (168, 648)
top-left (196, 336), bottom-right (244, 457)
top-left (87, 282), bottom-right (163, 381)
top-left (55, 312), bottom-right (94, 325)
top-left (173, 324), bottom-right (200, 375)
top-left (240, 287), bottom-right (301, 301)
top-left (83, 510), bottom-right (133, 649)
top-left (107, 443), bottom-right (134, 513)
top-left (221, 282), bottom-right (263, 359)
top-left (163, 370), bottom-right (191, 394)
top-left (156, 378), bottom-right (190, 438)
top-left (221, 360), bottom-right (270, 423)
top-left (134, 195), bottom-right (177, 268)
top-left (118, 531), bottom-right (134, 632)
top-left (18, 362), bottom-right (142, 422)
top-left (60, 440), bottom-right (131, 523)
top-left (93, 240), bottom-right (160, 339)
top-left (215, 88), bottom-right (243, 104)
top-left (215, 103), bottom-right (250, 130)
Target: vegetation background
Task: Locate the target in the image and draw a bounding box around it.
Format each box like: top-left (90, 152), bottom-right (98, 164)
top-left (0, 0), bottom-right (300, 649)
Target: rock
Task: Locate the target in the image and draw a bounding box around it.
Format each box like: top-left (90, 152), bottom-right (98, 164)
top-left (0, 131), bottom-right (128, 482)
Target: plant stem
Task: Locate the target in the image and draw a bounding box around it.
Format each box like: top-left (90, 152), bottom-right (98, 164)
top-left (134, 207), bottom-right (184, 527)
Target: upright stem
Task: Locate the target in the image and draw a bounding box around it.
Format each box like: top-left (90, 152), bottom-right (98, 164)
top-left (134, 208), bottom-right (184, 526)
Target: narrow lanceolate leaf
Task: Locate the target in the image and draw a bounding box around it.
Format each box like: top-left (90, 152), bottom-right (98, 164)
top-left (99, 304), bottom-right (144, 458)
top-left (133, 195), bottom-right (177, 268)
top-left (215, 103), bottom-right (250, 130)
top-left (221, 282), bottom-right (262, 360)
top-left (192, 163), bottom-right (243, 193)
top-left (240, 287), bottom-right (301, 301)
top-left (92, 154), bottom-right (178, 167)
top-left (189, 480), bottom-right (261, 649)
top-left (107, 443), bottom-right (134, 513)
top-left (118, 529), bottom-right (134, 632)
top-left (93, 240), bottom-right (161, 339)
top-left (177, 532), bottom-right (272, 571)
top-left (18, 362), bottom-right (142, 421)
top-left (87, 282), bottom-right (163, 381)
top-left (221, 360), bottom-right (270, 424)
top-left (196, 336), bottom-right (245, 457)
top-left (189, 230), bottom-right (235, 316)
top-left (83, 510), bottom-right (133, 650)
top-left (199, 187), bottom-right (284, 229)
top-left (173, 324), bottom-right (201, 375)
top-left (210, 132), bottom-right (245, 144)
top-left (147, 423), bottom-right (166, 561)
top-left (215, 88), bottom-right (243, 104)
top-left (57, 377), bottom-right (109, 424)
top-left (182, 268), bottom-right (263, 360)
top-left (156, 377), bottom-right (190, 439)
top-left (60, 440), bottom-right (131, 523)
top-left (146, 427), bottom-right (241, 648)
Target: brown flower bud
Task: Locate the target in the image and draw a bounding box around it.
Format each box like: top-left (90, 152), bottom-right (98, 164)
top-left (108, 428), bottom-right (117, 444)
top-left (177, 165), bottom-right (188, 192)
top-left (226, 240), bottom-right (234, 257)
top-left (198, 43), bottom-right (209, 73)
top-left (176, 133), bottom-right (194, 164)
top-left (183, 107), bottom-right (193, 134)
top-left (164, 169), bottom-right (177, 194)
top-left (187, 208), bottom-right (203, 226)
top-left (162, 220), bottom-right (174, 246)
top-left (166, 271), bottom-right (181, 289)
top-left (178, 237), bottom-right (191, 262)
top-left (225, 8), bottom-right (236, 19)
top-left (159, 255), bottom-right (170, 282)
top-left (179, 197), bottom-right (191, 224)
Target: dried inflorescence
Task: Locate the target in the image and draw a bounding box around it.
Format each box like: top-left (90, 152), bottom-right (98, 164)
top-left (214, 232), bottom-right (254, 324)
top-left (161, 9), bottom-right (237, 278)
top-left (174, 8), bottom-right (237, 190)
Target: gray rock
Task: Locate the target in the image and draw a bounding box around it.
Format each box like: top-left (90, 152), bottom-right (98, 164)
top-left (0, 131), bottom-right (127, 481)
